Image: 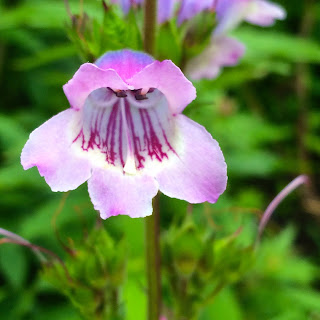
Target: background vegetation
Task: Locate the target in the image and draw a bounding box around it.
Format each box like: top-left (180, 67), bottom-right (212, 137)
top-left (0, 0), bottom-right (320, 319)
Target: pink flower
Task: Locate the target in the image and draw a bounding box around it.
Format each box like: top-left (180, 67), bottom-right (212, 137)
top-left (186, 0), bottom-right (285, 80)
top-left (185, 36), bottom-right (245, 80)
top-left (21, 50), bottom-right (227, 219)
top-left (214, 0), bottom-right (286, 36)
top-left (245, 0), bottom-right (287, 27)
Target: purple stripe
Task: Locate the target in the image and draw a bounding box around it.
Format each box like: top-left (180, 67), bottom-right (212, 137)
top-left (125, 100), bottom-right (145, 169)
top-left (118, 105), bottom-right (125, 168)
top-left (139, 109), bottom-right (168, 162)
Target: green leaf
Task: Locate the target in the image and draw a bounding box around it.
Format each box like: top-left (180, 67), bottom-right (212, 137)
top-left (235, 27), bottom-right (320, 64)
top-left (200, 288), bottom-right (243, 320)
top-left (0, 245), bottom-right (28, 289)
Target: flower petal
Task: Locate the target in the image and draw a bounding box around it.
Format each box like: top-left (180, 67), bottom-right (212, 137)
top-left (63, 63), bottom-right (129, 110)
top-left (128, 60), bottom-right (196, 114)
top-left (155, 115), bottom-right (227, 203)
top-left (185, 36), bottom-right (245, 80)
top-left (88, 169), bottom-right (158, 219)
top-left (245, 0), bottom-right (286, 26)
top-left (95, 49), bottom-right (154, 81)
top-left (21, 109), bottom-right (92, 192)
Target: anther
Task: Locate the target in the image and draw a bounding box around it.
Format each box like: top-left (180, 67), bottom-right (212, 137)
top-left (135, 93), bottom-right (148, 100)
top-left (134, 89), bottom-right (149, 100)
top-left (115, 90), bottom-right (127, 98)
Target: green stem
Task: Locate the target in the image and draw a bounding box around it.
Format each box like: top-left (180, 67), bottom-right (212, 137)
top-left (143, 1), bottom-right (161, 319)
top-left (145, 194), bottom-right (161, 320)
top-left (143, 0), bottom-right (157, 55)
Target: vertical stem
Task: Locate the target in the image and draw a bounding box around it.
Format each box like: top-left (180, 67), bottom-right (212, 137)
top-left (143, 1), bottom-right (160, 319)
top-left (296, 0), bottom-right (314, 174)
top-left (143, 0), bottom-right (157, 55)
top-left (295, 0), bottom-right (318, 214)
top-left (145, 195), bottom-right (161, 320)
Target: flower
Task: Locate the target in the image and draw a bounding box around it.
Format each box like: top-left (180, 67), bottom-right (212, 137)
top-left (186, 0), bottom-right (286, 80)
top-left (214, 0), bottom-right (287, 36)
top-left (21, 50), bottom-right (227, 219)
top-left (185, 36), bottom-right (245, 80)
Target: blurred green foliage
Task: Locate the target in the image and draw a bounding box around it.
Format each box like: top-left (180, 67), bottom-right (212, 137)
top-left (0, 0), bottom-right (320, 319)
top-left (42, 227), bottom-right (127, 319)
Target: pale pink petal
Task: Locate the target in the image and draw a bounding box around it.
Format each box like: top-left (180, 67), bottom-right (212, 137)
top-left (185, 36), bottom-right (245, 80)
top-left (21, 109), bottom-right (92, 192)
top-left (245, 0), bottom-right (286, 26)
top-left (155, 115), bottom-right (227, 203)
top-left (88, 168), bottom-right (158, 219)
top-left (128, 60), bottom-right (196, 114)
top-left (63, 63), bottom-right (129, 110)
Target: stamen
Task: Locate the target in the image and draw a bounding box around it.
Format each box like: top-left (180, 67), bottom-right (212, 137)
top-left (133, 88), bottom-right (148, 101)
top-left (140, 87), bottom-right (149, 95)
top-left (135, 93), bottom-right (148, 100)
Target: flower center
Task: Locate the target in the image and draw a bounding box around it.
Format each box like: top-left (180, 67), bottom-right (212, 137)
top-left (72, 87), bottom-right (176, 175)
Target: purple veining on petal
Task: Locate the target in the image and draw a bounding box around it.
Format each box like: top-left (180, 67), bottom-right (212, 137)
top-left (139, 109), bottom-right (168, 162)
top-left (72, 88), bottom-right (176, 172)
top-left (124, 99), bottom-right (145, 169)
top-left (102, 102), bottom-right (118, 165)
top-left (73, 99), bottom-right (122, 167)
top-left (118, 105), bottom-right (125, 168)
top-left (153, 108), bottom-right (176, 156)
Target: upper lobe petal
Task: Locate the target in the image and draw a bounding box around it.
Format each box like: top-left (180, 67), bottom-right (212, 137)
top-left (128, 60), bottom-right (196, 114)
top-left (95, 50), bottom-right (154, 81)
top-left (63, 63), bottom-right (129, 110)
